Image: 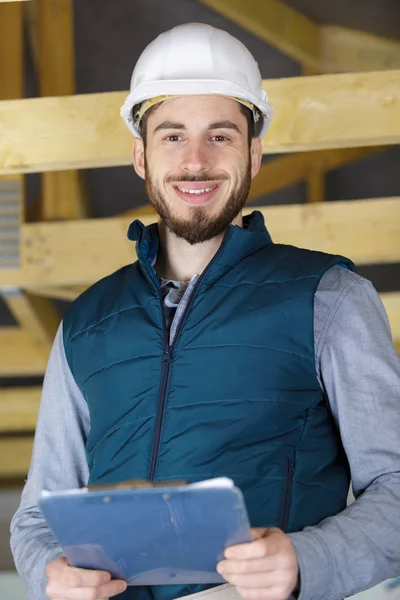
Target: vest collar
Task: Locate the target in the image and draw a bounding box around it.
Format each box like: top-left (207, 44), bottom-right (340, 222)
top-left (127, 210), bottom-right (272, 274)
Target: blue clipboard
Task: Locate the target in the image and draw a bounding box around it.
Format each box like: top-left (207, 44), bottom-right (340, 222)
top-left (39, 477), bottom-right (252, 585)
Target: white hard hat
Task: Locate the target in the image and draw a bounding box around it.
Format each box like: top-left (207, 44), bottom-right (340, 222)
top-left (120, 22), bottom-right (273, 139)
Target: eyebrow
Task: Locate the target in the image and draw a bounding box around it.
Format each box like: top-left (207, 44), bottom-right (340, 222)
top-left (153, 120), bottom-right (242, 134)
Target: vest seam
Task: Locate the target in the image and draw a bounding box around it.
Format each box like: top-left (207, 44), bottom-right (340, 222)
top-left (209, 275), bottom-right (320, 287)
top-left (65, 296), bottom-right (158, 347)
top-left (88, 414), bottom-right (155, 461)
top-left (180, 343), bottom-right (313, 363)
top-left (170, 397), bottom-right (319, 409)
top-left (160, 473), bottom-right (292, 481)
top-left (293, 479), bottom-right (348, 500)
top-left (82, 353), bottom-right (161, 385)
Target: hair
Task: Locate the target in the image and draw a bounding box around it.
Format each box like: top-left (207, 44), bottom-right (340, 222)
top-left (134, 100), bottom-right (262, 148)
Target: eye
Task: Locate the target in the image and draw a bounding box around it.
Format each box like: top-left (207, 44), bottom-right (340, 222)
top-left (164, 134), bottom-right (183, 142)
top-left (210, 135), bottom-right (229, 142)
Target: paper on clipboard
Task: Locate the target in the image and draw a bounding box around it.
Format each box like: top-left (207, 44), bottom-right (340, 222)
top-left (39, 477), bottom-right (252, 585)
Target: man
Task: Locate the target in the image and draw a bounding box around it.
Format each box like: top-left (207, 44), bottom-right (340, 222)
top-left (10, 22), bottom-right (400, 600)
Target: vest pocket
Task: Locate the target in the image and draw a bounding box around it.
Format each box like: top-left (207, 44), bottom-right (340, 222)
top-left (279, 458), bottom-right (295, 532)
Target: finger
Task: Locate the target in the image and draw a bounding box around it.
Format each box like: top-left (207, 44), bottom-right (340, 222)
top-left (47, 558), bottom-right (112, 588)
top-left (225, 529), bottom-right (282, 560)
top-left (46, 579), bottom-right (127, 599)
top-left (217, 557), bottom-right (279, 576)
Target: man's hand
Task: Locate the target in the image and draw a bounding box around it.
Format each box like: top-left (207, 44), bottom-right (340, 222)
top-left (46, 556), bottom-right (127, 599)
top-left (217, 527), bottom-right (299, 600)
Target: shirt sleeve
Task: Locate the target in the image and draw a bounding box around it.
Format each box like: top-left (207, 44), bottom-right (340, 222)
top-left (10, 322), bottom-right (90, 600)
top-left (289, 266), bottom-right (400, 600)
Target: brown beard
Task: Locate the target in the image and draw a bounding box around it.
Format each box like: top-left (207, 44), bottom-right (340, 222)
top-left (144, 153), bottom-right (252, 245)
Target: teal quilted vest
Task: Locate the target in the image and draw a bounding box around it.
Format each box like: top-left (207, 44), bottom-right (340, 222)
top-left (63, 211), bottom-right (354, 600)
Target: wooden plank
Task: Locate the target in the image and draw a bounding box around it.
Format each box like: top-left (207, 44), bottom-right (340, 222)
top-left (0, 197), bottom-right (398, 289)
top-left (0, 387), bottom-right (40, 432)
top-left (322, 26), bottom-right (400, 73)
top-left (1, 290), bottom-right (60, 347)
top-left (25, 285), bottom-right (88, 301)
top-left (200, 1), bottom-right (400, 75)
top-left (0, 437), bottom-right (33, 478)
top-left (264, 70), bottom-right (400, 154)
top-left (250, 147), bottom-right (380, 199)
top-left (0, 2), bottom-right (23, 99)
top-left (42, 171), bottom-right (85, 220)
top-left (35, 0), bottom-right (85, 221)
top-left (301, 65), bottom-right (325, 203)
top-left (37, 0), bottom-right (74, 97)
top-left (199, 0), bottom-right (322, 72)
top-left (307, 170), bottom-right (325, 203)
top-left (0, 1), bottom-right (24, 265)
top-left (0, 328), bottom-right (49, 376)
top-left (0, 70), bottom-right (399, 175)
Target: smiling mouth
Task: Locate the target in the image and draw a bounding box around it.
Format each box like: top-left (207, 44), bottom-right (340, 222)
top-left (173, 183), bottom-right (220, 195)
top-left (172, 182), bottom-right (222, 206)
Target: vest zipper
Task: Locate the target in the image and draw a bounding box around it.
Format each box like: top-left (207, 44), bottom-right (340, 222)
top-left (147, 228), bottom-right (233, 481)
top-left (280, 459), bottom-right (295, 532)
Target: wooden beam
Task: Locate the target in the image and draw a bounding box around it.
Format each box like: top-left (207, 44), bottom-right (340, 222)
top-left (249, 147), bottom-right (381, 199)
top-left (1, 290), bottom-right (60, 347)
top-left (301, 65), bottom-right (325, 203)
top-left (0, 197), bottom-right (398, 289)
top-left (0, 70), bottom-right (399, 175)
top-left (200, 1), bottom-right (400, 75)
top-left (264, 70), bottom-right (400, 154)
top-left (0, 387), bottom-right (40, 432)
top-left (307, 170), bottom-right (325, 203)
top-left (0, 437), bottom-right (33, 478)
top-left (35, 0), bottom-right (86, 221)
top-left (322, 26), bottom-right (400, 73)
top-left (0, 328), bottom-right (49, 376)
top-left (199, 0), bottom-right (322, 72)
top-left (0, 2), bottom-right (23, 98)
top-left (25, 285), bottom-right (88, 302)
top-left (0, 1), bottom-right (24, 266)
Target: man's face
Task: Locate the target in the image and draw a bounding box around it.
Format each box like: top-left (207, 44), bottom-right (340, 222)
top-left (132, 96), bottom-right (262, 245)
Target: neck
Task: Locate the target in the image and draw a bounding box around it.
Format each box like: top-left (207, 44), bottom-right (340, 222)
top-left (155, 213), bottom-right (243, 281)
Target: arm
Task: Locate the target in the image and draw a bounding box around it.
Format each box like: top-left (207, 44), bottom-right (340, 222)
top-left (289, 266), bottom-right (400, 600)
top-left (10, 322), bottom-right (91, 600)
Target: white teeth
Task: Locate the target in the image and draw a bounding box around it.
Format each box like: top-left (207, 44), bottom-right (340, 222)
top-left (178, 187), bottom-right (214, 195)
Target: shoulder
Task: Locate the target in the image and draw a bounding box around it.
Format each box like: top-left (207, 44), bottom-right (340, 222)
top-left (315, 265), bottom-right (376, 311)
top-left (259, 242), bottom-right (355, 281)
top-left (314, 265), bottom-right (385, 354)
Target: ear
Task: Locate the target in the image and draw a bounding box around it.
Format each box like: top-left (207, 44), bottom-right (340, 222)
top-left (250, 136), bottom-right (262, 179)
top-left (132, 138), bottom-right (145, 180)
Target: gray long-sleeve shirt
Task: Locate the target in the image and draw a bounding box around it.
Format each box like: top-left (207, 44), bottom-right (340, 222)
top-left (10, 265), bottom-right (400, 600)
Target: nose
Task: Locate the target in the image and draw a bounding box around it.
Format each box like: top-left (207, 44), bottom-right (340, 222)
top-left (180, 140), bottom-right (211, 176)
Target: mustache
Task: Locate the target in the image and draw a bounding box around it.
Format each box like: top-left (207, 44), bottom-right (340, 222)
top-left (166, 175), bottom-right (229, 183)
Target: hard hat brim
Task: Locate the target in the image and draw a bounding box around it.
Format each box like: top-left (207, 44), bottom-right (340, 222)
top-left (120, 79), bottom-right (273, 139)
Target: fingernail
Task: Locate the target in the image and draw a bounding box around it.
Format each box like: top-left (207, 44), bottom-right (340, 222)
top-left (119, 582), bottom-right (127, 592)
